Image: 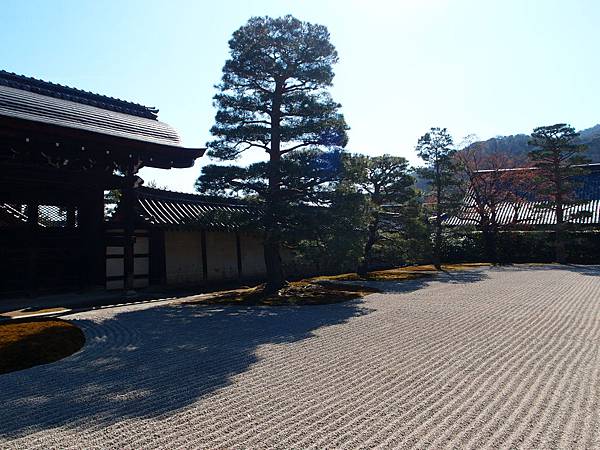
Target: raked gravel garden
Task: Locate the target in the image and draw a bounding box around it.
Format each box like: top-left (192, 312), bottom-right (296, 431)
top-left (1, 265), bottom-right (600, 449)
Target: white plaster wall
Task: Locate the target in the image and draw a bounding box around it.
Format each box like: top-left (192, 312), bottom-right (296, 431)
top-left (205, 231), bottom-right (238, 281)
top-left (164, 231), bottom-right (204, 284)
top-left (162, 230), bottom-right (276, 285)
top-left (239, 233), bottom-right (267, 278)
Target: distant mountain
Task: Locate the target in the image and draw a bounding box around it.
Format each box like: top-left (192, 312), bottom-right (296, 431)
top-left (412, 125), bottom-right (600, 192)
top-left (578, 124), bottom-right (600, 160)
top-left (464, 124), bottom-right (600, 166)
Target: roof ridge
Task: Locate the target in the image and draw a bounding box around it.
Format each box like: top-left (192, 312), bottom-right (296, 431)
top-left (0, 70), bottom-right (158, 119)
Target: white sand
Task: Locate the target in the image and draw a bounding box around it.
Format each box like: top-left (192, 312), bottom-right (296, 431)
top-left (1, 265), bottom-right (599, 449)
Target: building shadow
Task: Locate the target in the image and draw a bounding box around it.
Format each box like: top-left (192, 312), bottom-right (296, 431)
top-left (0, 300), bottom-right (370, 438)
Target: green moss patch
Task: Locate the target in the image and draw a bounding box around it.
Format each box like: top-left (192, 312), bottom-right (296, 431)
top-left (183, 281), bottom-right (380, 307)
top-left (0, 319), bottom-right (85, 374)
top-left (311, 263), bottom-right (490, 282)
top-left (183, 263), bottom-right (489, 307)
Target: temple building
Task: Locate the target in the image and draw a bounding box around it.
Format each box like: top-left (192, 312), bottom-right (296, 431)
top-left (444, 164), bottom-right (600, 228)
top-left (0, 70), bottom-right (207, 296)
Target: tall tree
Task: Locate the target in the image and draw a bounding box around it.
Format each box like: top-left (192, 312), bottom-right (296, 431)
top-left (200, 15), bottom-right (348, 292)
top-left (345, 154), bottom-right (416, 275)
top-left (453, 140), bottom-right (538, 263)
top-left (415, 127), bottom-right (456, 269)
top-left (528, 124), bottom-right (590, 263)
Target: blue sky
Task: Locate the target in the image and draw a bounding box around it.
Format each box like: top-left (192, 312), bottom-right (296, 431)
top-left (2, 0), bottom-right (599, 192)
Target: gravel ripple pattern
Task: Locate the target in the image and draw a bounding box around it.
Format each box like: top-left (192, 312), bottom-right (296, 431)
top-left (1, 265), bottom-right (600, 449)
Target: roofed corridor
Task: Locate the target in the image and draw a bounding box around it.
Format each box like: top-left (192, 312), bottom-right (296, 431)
top-left (1, 266), bottom-right (600, 449)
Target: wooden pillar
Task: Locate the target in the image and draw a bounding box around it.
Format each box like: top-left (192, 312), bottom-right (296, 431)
top-left (66, 207), bottom-right (76, 228)
top-left (26, 203), bottom-right (39, 296)
top-left (78, 188), bottom-right (105, 289)
top-left (122, 172), bottom-right (136, 291)
top-left (90, 189), bottom-right (105, 287)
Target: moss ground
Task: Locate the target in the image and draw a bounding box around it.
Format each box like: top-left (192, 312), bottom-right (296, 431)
top-left (184, 263), bottom-right (489, 307)
top-left (0, 318), bottom-right (85, 374)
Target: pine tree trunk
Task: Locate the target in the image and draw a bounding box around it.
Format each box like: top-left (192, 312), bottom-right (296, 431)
top-left (357, 216), bottom-right (379, 277)
top-left (264, 232), bottom-right (284, 294)
top-left (434, 219), bottom-right (442, 269)
top-left (264, 80), bottom-right (286, 294)
top-left (555, 196), bottom-right (566, 264)
top-left (263, 193), bottom-right (285, 293)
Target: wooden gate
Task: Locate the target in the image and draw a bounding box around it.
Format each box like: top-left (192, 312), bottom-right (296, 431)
top-left (105, 228), bottom-right (150, 290)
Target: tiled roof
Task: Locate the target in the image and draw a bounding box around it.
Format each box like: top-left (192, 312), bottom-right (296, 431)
top-left (445, 166), bottom-right (600, 227)
top-left (0, 70), bottom-right (191, 148)
top-left (135, 187), bottom-right (260, 230)
top-left (0, 70), bottom-right (157, 118)
top-left (444, 200), bottom-right (600, 227)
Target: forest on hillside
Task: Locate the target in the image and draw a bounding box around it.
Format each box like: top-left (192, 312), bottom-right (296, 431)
top-left (464, 124), bottom-right (600, 166)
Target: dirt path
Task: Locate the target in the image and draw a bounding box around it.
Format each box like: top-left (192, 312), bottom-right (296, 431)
top-left (1, 265), bottom-right (599, 449)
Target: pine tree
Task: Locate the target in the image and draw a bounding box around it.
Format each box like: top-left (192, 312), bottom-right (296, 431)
top-left (199, 15), bottom-right (348, 291)
top-left (345, 154), bottom-right (416, 275)
top-left (528, 124), bottom-right (590, 263)
top-left (415, 127), bottom-right (456, 269)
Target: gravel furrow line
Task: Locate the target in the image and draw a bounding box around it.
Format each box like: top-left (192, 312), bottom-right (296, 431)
top-left (485, 276), bottom-right (600, 449)
top-left (452, 278), bottom-right (592, 447)
top-left (516, 280), bottom-right (600, 449)
top-left (285, 305), bottom-right (496, 447)
top-left (381, 289), bottom-right (568, 448)
top-left (369, 273), bottom-right (579, 448)
top-left (581, 344), bottom-right (600, 450)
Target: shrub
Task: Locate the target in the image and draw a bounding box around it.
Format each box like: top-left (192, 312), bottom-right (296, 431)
top-left (442, 230), bottom-right (600, 264)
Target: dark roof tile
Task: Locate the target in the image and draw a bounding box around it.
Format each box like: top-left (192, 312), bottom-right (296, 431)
top-left (134, 187), bottom-right (260, 230)
top-left (445, 167), bottom-right (600, 227)
top-left (0, 84), bottom-right (182, 147)
top-left (0, 70), bottom-right (157, 118)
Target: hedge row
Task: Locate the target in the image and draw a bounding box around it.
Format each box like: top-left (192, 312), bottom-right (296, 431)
top-left (442, 231), bottom-right (600, 264)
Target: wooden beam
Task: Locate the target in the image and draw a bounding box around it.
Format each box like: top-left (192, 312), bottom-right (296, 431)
top-left (0, 115), bottom-right (204, 169)
top-left (26, 203), bottom-right (38, 296)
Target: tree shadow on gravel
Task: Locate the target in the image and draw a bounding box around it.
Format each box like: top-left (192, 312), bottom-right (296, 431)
top-left (0, 300), bottom-right (370, 438)
top-left (491, 264), bottom-right (600, 277)
top-left (562, 264), bottom-right (600, 276)
top-left (354, 269), bottom-right (489, 294)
